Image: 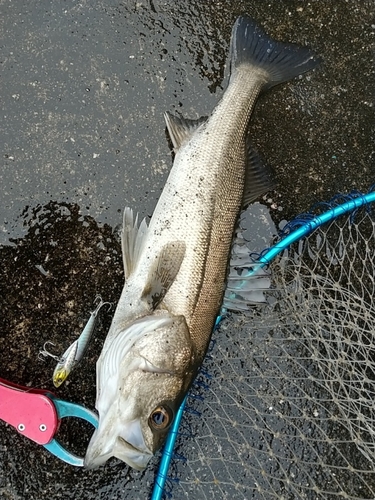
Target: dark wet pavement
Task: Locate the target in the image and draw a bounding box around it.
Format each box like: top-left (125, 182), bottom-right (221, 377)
top-left (1, 1), bottom-right (374, 499)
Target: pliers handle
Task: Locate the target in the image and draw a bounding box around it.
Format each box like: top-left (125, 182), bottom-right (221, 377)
top-left (0, 377), bottom-right (98, 466)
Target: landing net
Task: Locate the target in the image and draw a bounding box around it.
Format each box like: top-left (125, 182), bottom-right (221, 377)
top-left (154, 190), bottom-right (375, 499)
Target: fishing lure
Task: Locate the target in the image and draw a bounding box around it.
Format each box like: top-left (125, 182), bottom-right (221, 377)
top-left (40, 296), bottom-right (111, 387)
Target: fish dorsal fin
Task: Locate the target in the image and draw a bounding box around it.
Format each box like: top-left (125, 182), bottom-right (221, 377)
top-left (141, 241), bottom-right (186, 309)
top-left (242, 141), bottom-right (276, 208)
top-left (164, 111), bottom-right (207, 151)
top-left (121, 207), bottom-right (149, 280)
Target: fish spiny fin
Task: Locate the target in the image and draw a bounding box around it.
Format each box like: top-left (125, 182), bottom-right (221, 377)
top-left (164, 111), bottom-right (207, 151)
top-left (141, 241), bottom-right (186, 309)
top-left (242, 141), bottom-right (276, 208)
top-left (121, 207), bottom-right (149, 280)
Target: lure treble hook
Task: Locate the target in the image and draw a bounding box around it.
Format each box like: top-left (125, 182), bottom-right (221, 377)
top-left (38, 341), bottom-right (62, 363)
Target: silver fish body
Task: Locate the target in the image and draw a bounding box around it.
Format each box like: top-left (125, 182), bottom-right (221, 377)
top-left (85, 16), bottom-right (319, 470)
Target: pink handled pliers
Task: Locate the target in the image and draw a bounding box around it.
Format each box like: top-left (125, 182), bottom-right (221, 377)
top-left (0, 377), bottom-right (98, 466)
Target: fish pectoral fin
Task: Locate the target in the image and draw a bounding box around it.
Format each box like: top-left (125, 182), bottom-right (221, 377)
top-left (224, 258), bottom-right (271, 311)
top-left (164, 111), bottom-right (207, 151)
top-left (122, 207), bottom-right (149, 279)
top-left (242, 141), bottom-right (276, 208)
top-left (141, 241), bottom-right (186, 309)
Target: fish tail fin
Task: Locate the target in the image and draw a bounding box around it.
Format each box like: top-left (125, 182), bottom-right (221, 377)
top-left (230, 16), bottom-right (320, 89)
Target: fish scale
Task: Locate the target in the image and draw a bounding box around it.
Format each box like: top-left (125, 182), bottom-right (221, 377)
top-left (184, 78), bottom-right (266, 356)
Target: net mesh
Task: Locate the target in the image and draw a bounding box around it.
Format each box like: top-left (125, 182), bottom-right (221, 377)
top-left (166, 201), bottom-right (375, 499)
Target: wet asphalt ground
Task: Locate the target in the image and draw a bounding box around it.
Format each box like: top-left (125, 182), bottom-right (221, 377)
top-left (0, 1), bottom-right (374, 499)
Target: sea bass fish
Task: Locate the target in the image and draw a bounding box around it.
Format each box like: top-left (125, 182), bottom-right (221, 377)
top-left (85, 16), bottom-right (319, 470)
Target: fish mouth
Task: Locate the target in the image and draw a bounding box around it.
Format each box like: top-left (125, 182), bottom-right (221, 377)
top-left (84, 435), bottom-right (152, 471)
top-left (84, 445), bottom-right (152, 471)
top-left (84, 417), bottom-right (153, 470)
top-left (113, 437), bottom-right (153, 470)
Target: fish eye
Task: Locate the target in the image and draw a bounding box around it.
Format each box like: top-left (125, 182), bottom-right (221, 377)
top-left (149, 405), bottom-right (173, 430)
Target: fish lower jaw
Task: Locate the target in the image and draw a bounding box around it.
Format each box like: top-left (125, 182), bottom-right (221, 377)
top-left (85, 414), bottom-right (153, 470)
top-left (84, 435), bottom-right (152, 470)
top-left (114, 437), bottom-right (153, 470)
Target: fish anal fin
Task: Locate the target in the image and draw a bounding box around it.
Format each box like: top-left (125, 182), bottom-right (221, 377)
top-left (121, 207), bottom-right (149, 280)
top-left (164, 111), bottom-right (207, 151)
top-left (242, 141), bottom-right (276, 208)
top-left (141, 241), bottom-right (186, 309)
